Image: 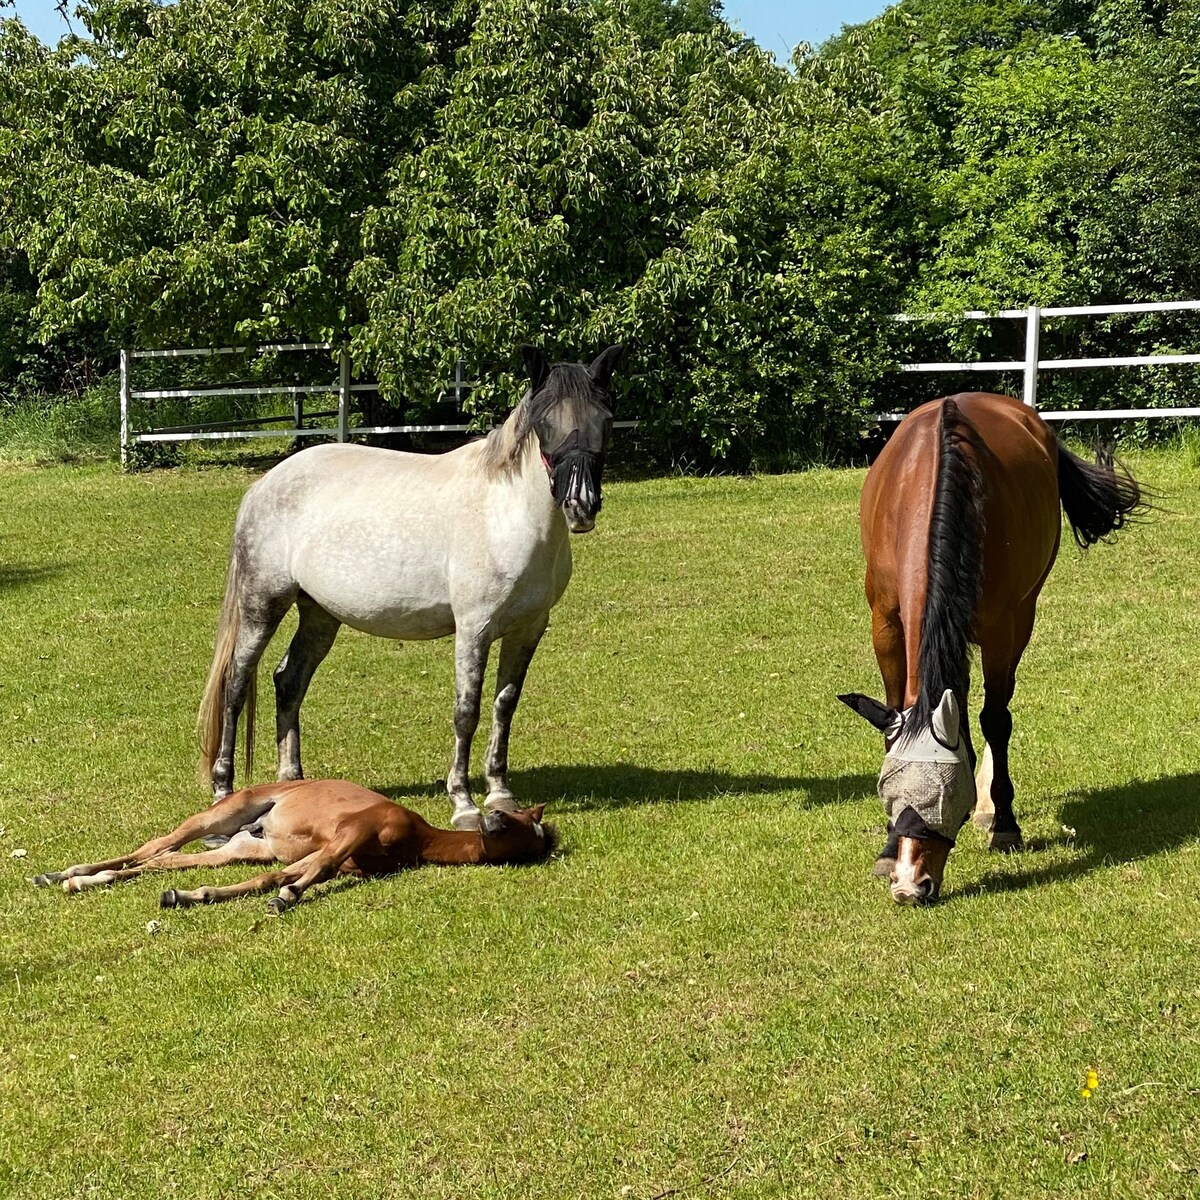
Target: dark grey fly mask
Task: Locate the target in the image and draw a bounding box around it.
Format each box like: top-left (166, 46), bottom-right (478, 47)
top-left (522, 345), bottom-right (622, 534)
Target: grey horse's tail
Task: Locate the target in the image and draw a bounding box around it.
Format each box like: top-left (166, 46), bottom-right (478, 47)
top-left (196, 551), bottom-right (256, 787)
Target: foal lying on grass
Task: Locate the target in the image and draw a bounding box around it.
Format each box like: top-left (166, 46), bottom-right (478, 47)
top-left (33, 780), bottom-right (555, 914)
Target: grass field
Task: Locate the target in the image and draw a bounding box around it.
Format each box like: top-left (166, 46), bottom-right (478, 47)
top-left (3, 450), bottom-right (1200, 1198)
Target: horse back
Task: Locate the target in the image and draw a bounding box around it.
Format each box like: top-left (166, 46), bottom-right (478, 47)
top-left (862, 392), bottom-right (1062, 630)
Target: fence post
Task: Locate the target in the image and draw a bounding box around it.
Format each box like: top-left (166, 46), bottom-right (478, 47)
top-left (454, 357), bottom-right (466, 410)
top-left (1023, 304), bottom-right (1041, 408)
top-left (338, 346), bottom-right (350, 442)
top-left (119, 348), bottom-right (131, 469)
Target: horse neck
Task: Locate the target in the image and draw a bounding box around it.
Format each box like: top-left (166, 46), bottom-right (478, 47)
top-left (481, 408), bottom-right (562, 526)
top-left (418, 826), bottom-right (487, 866)
top-left (912, 399), bottom-right (984, 733)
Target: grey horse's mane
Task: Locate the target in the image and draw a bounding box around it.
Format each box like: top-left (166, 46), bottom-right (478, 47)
top-left (477, 391), bottom-right (536, 478)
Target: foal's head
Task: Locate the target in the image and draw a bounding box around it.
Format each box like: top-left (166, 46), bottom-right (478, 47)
top-left (839, 689), bottom-right (974, 904)
top-left (480, 804), bottom-right (558, 865)
top-left (521, 345), bottom-right (623, 533)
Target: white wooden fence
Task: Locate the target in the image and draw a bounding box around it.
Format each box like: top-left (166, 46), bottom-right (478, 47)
top-left (118, 343), bottom-right (483, 468)
top-left (119, 343), bottom-right (643, 468)
top-left (891, 299), bottom-right (1200, 420)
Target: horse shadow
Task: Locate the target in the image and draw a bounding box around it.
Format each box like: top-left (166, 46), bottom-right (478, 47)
top-left (0, 562), bottom-right (65, 591)
top-left (958, 772), bottom-right (1200, 899)
top-left (381, 766), bottom-right (876, 814)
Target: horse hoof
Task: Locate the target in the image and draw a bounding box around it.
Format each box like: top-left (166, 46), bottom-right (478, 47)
top-left (872, 856), bottom-right (896, 879)
top-left (200, 834), bottom-right (231, 849)
top-left (452, 808), bottom-right (482, 832)
top-left (972, 810), bottom-right (995, 832)
top-left (988, 830), bottom-right (1024, 853)
top-left (33, 872), bottom-right (64, 888)
top-left (160, 889), bottom-right (179, 909)
top-left (484, 792), bottom-right (519, 815)
top-left (266, 897), bottom-right (288, 916)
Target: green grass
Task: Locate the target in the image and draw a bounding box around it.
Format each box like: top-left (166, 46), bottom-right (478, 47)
top-left (3, 452), bottom-right (1200, 1198)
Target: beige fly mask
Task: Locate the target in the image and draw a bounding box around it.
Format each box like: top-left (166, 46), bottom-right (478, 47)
top-left (877, 690), bottom-right (974, 841)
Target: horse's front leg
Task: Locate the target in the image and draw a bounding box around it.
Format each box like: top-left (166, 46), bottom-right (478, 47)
top-left (447, 630), bottom-right (492, 831)
top-left (483, 615), bottom-right (549, 814)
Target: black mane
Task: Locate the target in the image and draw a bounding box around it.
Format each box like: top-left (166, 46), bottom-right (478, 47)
top-left (904, 397), bottom-right (986, 743)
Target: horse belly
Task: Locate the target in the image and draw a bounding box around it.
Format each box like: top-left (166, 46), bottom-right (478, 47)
top-left (297, 560), bottom-right (457, 640)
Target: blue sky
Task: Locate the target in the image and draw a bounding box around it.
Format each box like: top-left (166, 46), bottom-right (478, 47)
top-left (8, 0), bottom-right (891, 55)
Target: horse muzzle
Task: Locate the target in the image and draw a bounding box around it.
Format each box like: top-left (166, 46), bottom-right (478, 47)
top-left (889, 835), bottom-right (951, 905)
top-left (551, 453), bottom-right (603, 534)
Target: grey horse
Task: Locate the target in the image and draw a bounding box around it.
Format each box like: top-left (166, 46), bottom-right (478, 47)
top-left (197, 345), bottom-right (622, 830)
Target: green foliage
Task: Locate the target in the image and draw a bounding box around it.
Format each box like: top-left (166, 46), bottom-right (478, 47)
top-left (7, 0), bottom-right (1200, 457)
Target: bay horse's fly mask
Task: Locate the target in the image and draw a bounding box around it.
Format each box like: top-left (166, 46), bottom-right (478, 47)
top-left (840, 689), bottom-right (975, 842)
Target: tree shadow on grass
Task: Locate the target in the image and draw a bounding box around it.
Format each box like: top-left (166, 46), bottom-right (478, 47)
top-left (0, 562), bottom-right (66, 591)
top-left (380, 765), bottom-right (876, 814)
top-left (955, 772), bottom-right (1200, 900)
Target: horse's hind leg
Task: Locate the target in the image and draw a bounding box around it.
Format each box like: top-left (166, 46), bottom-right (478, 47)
top-left (483, 615), bottom-right (549, 813)
top-left (273, 593), bottom-right (341, 782)
top-left (973, 607), bottom-right (1034, 852)
top-left (63, 830), bottom-right (277, 893)
top-left (211, 593), bottom-right (294, 799)
top-left (34, 787), bottom-right (279, 889)
top-left (447, 629), bottom-right (493, 831)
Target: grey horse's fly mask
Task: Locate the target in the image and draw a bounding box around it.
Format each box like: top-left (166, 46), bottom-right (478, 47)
top-left (522, 345), bottom-right (621, 528)
top-left (839, 689), bottom-right (974, 841)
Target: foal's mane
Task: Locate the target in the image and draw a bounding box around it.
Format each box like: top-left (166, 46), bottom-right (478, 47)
top-left (905, 397), bottom-right (986, 743)
top-left (476, 363), bottom-right (598, 478)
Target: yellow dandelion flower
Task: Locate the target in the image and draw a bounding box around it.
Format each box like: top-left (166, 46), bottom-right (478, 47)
top-left (1079, 1087), bottom-right (1092, 1099)
top-left (1086, 1069), bottom-right (1099, 1091)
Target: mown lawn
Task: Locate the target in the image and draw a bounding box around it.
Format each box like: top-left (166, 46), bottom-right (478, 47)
top-left (2, 449), bottom-right (1200, 1198)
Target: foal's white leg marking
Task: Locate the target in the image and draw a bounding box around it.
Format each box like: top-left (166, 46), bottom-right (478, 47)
top-left (972, 744), bottom-right (995, 830)
top-left (63, 870), bottom-right (121, 893)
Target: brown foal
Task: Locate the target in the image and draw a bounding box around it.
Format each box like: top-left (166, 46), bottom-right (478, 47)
top-left (33, 780), bottom-right (555, 914)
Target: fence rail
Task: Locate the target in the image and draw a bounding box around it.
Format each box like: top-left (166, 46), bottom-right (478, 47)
top-left (890, 300), bottom-right (1200, 422)
top-left (119, 344), bottom-right (483, 467)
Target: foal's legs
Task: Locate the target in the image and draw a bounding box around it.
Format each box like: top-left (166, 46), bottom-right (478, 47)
top-left (483, 615), bottom-right (549, 813)
top-left (163, 826), bottom-right (371, 914)
top-left (972, 604), bottom-right (1035, 852)
top-left (212, 592), bottom-right (295, 799)
top-left (447, 630), bottom-right (493, 830)
top-left (273, 593), bottom-right (341, 782)
top-left (63, 831), bottom-right (277, 893)
top-left (33, 788), bottom-right (279, 888)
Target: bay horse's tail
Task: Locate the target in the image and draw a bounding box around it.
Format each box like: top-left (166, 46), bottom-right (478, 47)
top-left (196, 551), bottom-right (256, 787)
top-left (909, 397), bottom-right (986, 738)
top-left (1056, 444), bottom-right (1144, 548)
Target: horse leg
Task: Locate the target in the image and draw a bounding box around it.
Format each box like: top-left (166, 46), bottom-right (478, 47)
top-left (273, 594), bottom-right (341, 782)
top-left (164, 824), bottom-right (368, 914)
top-left (447, 630), bottom-right (492, 831)
top-left (64, 830), bottom-right (278, 894)
top-left (870, 605), bottom-right (906, 877)
top-left (211, 597), bottom-right (293, 799)
top-left (483, 615), bottom-right (549, 813)
top-left (974, 608), bottom-right (1033, 852)
top-left (33, 787), bottom-right (279, 888)
top-left (159, 852), bottom-right (321, 910)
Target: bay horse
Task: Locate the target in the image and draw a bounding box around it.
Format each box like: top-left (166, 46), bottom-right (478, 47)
top-left (32, 780), bottom-right (556, 913)
top-left (839, 391), bottom-right (1143, 904)
top-left (197, 345), bottom-right (623, 832)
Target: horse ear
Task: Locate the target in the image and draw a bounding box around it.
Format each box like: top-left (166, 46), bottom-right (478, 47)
top-left (588, 344), bottom-right (624, 390)
top-left (931, 689), bottom-right (961, 747)
top-left (838, 692), bottom-right (901, 736)
top-left (527, 803), bottom-right (546, 822)
top-left (521, 345), bottom-right (550, 393)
